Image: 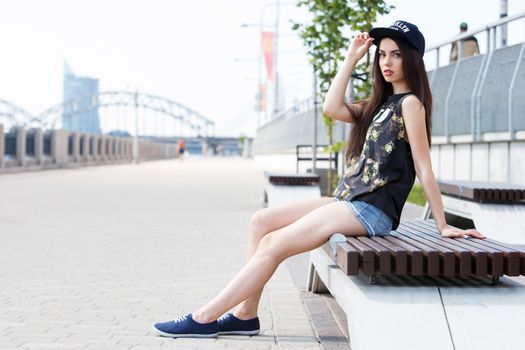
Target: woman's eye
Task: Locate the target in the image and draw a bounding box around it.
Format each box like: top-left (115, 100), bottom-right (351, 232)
top-left (394, 53), bottom-right (401, 58)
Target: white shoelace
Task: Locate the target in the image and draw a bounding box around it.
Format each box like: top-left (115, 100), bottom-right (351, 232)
top-left (217, 314), bottom-right (229, 322)
top-left (173, 314), bottom-right (189, 323)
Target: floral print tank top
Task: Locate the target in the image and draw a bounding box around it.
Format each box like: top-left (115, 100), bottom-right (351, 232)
top-left (333, 93), bottom-right (416, 230)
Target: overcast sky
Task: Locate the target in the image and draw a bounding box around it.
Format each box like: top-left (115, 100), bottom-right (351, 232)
top-left (1, 0), bottom-right (524, 136)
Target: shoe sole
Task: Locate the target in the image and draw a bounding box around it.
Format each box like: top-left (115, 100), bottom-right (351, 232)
top-left (154, 327), bottom-right (218, 338)
top-left (218, 330), bottom-right (260, 336)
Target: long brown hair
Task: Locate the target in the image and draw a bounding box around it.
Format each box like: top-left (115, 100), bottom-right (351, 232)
top-left (344, 37), bottom-right (432, 161)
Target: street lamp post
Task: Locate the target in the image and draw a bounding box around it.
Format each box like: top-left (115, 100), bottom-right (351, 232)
top-left (132, 89), bottom-right (140, 164)
top-left (242, 1), bottom-right (296, 125)
top-left (273, 0), bottom-right (281, 115)
top-left (312, 70), bottom-right (317, 173)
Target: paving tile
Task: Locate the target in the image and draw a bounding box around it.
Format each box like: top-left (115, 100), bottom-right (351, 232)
top-left (0, 159), bottom-right (348, 350)
top-left (22, 343), bottom-right (86, 349)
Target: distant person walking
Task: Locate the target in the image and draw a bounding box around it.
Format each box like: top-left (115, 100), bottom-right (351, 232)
top-left (177, 138), bottom-right (186, 161)
top-left (153, 20), bottom-right (484, 339)
top-left (450, 22), bottom-right (480, 63)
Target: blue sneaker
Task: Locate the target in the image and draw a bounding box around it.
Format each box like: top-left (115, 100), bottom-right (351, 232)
top-left (153, 313), bottom-right (218, 338)
top-left (218, 313), bottom-right (260, 335)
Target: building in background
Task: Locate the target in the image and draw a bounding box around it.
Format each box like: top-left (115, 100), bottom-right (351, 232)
top-left (63, 62), bottom-right (101, 134)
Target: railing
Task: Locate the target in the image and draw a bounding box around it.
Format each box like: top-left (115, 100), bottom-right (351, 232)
top-left (257, 11), bottom-right (525, 150)
top-left (5, 132), bottom-right (16, 157)
top-left (0, 124), bottom-right (180, 172)
top-left (260, 13), bottom-right (525, 128)
top-left (26, 132), bottom-right (35, 157)
top-left (426, 11), bottom-right (525, 69)
top-left (261, 97), bottom-right (314, 126)
top-left (426, 14), bottom-right (525, 142)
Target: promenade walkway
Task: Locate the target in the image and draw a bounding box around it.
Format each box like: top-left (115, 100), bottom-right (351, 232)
top-left (0, 157), bottom-right (371, 350)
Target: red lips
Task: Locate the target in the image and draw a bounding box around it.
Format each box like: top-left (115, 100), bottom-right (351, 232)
top-left (383, 70), bottom-right (393, 77)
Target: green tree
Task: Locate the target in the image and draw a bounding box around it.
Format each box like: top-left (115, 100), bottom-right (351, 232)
top-left (238, 134), bottom-right (248, 155)
top-left (292, 0), bottom-right (393, 194)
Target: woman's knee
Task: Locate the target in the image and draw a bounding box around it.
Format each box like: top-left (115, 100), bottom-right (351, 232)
top-left (256, 234), bottom-right (286, 262)
top-left (250, 208), bottom-right (272, 237)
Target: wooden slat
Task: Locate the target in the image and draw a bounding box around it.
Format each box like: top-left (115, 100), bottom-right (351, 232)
top-left (480, 239), bottom-right (525, 275)
top-left (336, 242), bottom-right (360, 275)
top-left (388, 231), bottom-right (441, 275)
top-left (417, 220), bottom-right (515, 276)
top-left (357, 237), bottom-right (392, 275)
top-left (454, 239), bottom-right (504, 276)
top-left (463, 238), bottom-right (521, 276)
top-left (417, 220), bottom-right (504, 276)
top-left (347, 237), bottom-right (375, 275)
top-left (371, 237), bottom-right (408, 275)
top-left (384, 236), bottom-right (424, 275)
top-left (403, 221), bottom-right (473, 276)
top-left (411, 221), bottom-right (489, 276)
top-left (396, 224), bottom-right (456, 276)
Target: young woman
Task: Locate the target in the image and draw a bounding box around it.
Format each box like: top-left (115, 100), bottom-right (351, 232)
top-left (153, 20), bottom-right (485, 338)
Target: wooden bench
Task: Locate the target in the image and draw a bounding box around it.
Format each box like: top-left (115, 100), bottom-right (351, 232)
top-left (435, 180), bottom-right (525, 203)
top-left (258, 176), bottom-right (525, 348)
top-left (315, 218), bottom-right (525, 285)
top-left (423, 180), bottom-right (525, 245)
top-left (263, 172), bottom-right (321, 207)
top-left (307, 219), bottom-right (525, 350)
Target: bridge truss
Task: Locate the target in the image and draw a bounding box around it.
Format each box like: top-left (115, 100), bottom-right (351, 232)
top-left (1, 91), bottom-right (215, 138)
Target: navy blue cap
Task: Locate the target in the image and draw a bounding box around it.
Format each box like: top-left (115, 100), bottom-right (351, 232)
top-left (369, 20), bottom-right (426, 56)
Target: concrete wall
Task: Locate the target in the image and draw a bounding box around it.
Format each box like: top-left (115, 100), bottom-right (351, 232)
top-left (254, 107), bottom-right (349, 155)
top-left (0, 124), bottom-right (3, 168)
top-left (428, 42), bottom-right (525, 139)
top-left (431, 140), bottom-right (525, 185)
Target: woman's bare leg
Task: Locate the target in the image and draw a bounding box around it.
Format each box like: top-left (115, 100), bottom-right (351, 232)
top-left (234, 197), bottom-right (334, 320)
top-left (191, 201), bottom-right (367, 323)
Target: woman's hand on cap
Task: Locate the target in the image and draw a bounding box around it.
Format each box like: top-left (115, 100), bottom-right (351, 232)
top-left (347, 32), bottom-right (374, 61)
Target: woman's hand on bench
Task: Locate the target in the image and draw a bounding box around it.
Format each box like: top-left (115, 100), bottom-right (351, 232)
top-left (440, 227), bottom-right (486, 239)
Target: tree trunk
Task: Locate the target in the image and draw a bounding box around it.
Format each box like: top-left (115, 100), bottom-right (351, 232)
top-left (327, 121), bottom-right (334, 195)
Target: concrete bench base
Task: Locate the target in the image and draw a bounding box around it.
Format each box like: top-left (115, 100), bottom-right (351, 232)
top-left (308, 246), bottom-right (525, 350)
top-left (264, 183), bottom-right (321, 207)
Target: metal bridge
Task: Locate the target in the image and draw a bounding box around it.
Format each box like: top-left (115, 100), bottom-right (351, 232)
top-left (0, 91), bottom-right (215, 138)
top-left (0, 98), bottom-right (34, 129)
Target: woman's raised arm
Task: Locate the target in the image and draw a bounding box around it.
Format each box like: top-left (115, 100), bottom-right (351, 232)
top-left (323, 32), bottom-right (374, 124)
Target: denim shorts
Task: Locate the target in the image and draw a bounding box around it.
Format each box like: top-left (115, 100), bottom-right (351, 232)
top-left (336, 199), bottom-right (393, 237)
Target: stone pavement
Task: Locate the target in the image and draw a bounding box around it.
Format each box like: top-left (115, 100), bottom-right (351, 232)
top-left (0, 157), bottom-right (357, 350)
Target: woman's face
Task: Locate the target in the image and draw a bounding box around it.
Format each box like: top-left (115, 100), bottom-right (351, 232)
top-left (378, 38), bottom-right (404, 84)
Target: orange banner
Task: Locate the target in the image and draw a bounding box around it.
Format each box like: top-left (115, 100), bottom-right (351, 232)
top-left (259, 83), bottom-right (267, 112)
top-left (261, 31), bottom-right (274, 82)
